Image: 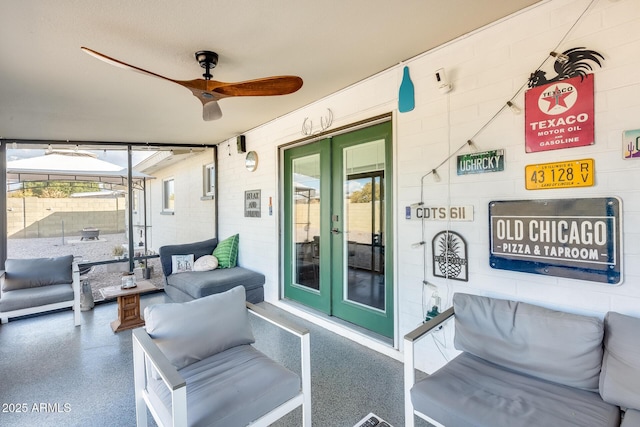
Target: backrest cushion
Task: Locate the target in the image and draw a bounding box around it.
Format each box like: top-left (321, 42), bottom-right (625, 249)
top-left (599, 312), bottom-right (640, 409)
top-left (144, 286), bottom-right (254, 370)
top-left (453, 293), bottom-right (604, 391)
top-left (3, 255), bottom-right (74, 291)
top-left (159, 237), bottom-right (218, 276)
top-left (212, 234), bottom-right (239, 268)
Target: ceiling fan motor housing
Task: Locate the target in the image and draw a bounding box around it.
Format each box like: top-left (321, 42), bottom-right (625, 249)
top-left (195, 50), bottom-right (218, 80)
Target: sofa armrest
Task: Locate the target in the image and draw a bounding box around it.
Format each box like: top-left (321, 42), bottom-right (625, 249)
top-left (0, 270), bottom-right (5, 297)
top-left (132, 328), bottom-right (186, 390)
top-left (405, 307), bottom-right (455, 343)
top-left (246, 302), bottom-right (312, 426)
top-left (404, 307), bottom-right (454, 427)
top-left (246, 302), bottom-right (309, 338)
top-left (132, 327), bottom-right (187, 427)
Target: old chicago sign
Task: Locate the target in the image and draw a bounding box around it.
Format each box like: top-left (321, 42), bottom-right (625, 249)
top-left (489, 197), bottom-right (622, 284)
top-left (457, 149), bottom-right (505, 175)
top-left (525, 158), bottom-right (594, 190)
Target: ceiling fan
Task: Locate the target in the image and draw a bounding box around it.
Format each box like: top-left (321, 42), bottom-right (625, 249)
top-left (81, 47), bottom-right (303, 121)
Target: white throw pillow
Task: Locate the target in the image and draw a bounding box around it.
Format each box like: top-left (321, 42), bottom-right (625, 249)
top-left (193, 255), bottom-right (219, 271)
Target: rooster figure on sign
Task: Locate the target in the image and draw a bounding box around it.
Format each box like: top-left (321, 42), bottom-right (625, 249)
top-left (528, 47), bottom-right (604, 88)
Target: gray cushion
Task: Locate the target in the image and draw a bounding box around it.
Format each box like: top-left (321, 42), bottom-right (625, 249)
top-left (144, 286), bottom-right (254, 370)
top-left (622, 409), bottom-right (640, 427)
top-left (411, 352), bottom-right (620, 427)
top-left (159, 238), bottom-right (218, 277)
top-left (147, 344), bottom-right (301, 427)
top-left (3, 255), bottom-right (73, 291)
top-left (0, 284), bottom-right (74, 312)
top-left (453, 293), bottom-right (604, 391)
top-left (600, 312), bottom-right (640, 409)
top-left (166, 267), bottom-right (265, 299)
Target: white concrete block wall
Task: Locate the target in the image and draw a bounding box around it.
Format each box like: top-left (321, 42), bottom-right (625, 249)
top-left (211, 0), bottom-right (640, 371)
top-left (147, 150), bottom-right (217, 251)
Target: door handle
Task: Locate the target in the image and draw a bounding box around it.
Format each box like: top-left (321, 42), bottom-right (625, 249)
top-left (331, 228), bottom-right (341, 235)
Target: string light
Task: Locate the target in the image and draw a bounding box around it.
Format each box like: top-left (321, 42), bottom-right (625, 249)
top-left (466, 140), bottom-right (478, 152)
top-left (506, 101), bottom-right (522, 115)
top-left (432, 169), bottom-right (441, 182)
top-left (550, 51), bottom-right (569, 64)
top-left (410, 202), bottom-right (424, 208)
top-left (411, 241), bottom-right (426, 249)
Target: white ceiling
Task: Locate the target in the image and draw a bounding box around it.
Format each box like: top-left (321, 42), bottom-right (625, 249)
top-left (0, 0), bottom-right (540, 146)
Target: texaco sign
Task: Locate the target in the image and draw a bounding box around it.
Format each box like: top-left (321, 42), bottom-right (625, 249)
top-left (525, 74), bottom-right (595, 153)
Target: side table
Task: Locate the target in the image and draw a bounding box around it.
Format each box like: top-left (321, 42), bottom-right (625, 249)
top-left (100, 280), bottom-right (157, 333)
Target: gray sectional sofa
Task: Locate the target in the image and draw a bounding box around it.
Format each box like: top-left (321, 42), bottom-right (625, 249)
top-left (405, 293), bottom-right (640, 427)
top-left (159, 238), bottom-right (265, 304)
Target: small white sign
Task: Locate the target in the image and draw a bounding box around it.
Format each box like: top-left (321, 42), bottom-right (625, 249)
top-left (406, 205), bottom-right (474, 221)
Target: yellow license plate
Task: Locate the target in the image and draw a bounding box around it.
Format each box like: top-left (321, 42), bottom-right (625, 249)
top-left (525, 159), bottom-right (594, 190)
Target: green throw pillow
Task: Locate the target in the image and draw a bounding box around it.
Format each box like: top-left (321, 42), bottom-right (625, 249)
top-left (212, 234), bottom-right (239, 268)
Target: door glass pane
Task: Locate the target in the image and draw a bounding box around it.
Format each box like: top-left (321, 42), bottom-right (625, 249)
top-left (292, 154), bottom-right (320, 290)
top-left (343, 140), bottom-right (385, 310)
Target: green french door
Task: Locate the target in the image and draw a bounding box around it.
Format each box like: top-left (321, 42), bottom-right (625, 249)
top-left (284, 122), bottom-right (393, 338)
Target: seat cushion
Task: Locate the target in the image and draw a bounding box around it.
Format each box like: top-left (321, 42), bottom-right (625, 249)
top-left (411, 352), bottom-right (620, 427)
top-left (599, 312), bottom-right (640, 409)
top-left (0, 284), bottom-right (74, 312)
top-left (622, 409), bottom-right (640, 427)
top-left (166, 267), bottom-right (265, 299)
top-left (453, 293), bottom-right (604, 391)
top-left (3, 255), bottom-right (73, 291)
top-left (144, 286), bottom-right (254, 370)
top-left (148, 344), bottom-right (301, 427)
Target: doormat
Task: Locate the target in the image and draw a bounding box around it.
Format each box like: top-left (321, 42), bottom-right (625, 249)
top-left (354, 412), bottom-right (393, 427)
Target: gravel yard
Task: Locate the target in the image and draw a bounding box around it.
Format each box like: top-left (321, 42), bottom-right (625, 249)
top-left (7, 233), bottom-right (164, 302)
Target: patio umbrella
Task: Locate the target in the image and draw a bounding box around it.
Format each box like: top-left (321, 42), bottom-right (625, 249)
top-left (7, 149), bottom-right (151, 186)
top-left (6, 149), bottom-right (154, 272)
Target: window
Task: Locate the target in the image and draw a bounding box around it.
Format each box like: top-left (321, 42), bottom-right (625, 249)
top-left (203, 163), bottom-right (215, 197)
top-left (163, 178), bottom-right (175, 212)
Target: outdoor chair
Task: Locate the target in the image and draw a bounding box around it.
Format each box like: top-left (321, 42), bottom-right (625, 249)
top-left (132, 286), bottom-right (311, 426)
top-left (0, 255), bottom-right (81, 326)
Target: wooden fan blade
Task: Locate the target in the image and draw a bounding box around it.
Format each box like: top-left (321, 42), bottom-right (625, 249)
top-left (81, 47), bottom-right (302, 121)
top-left (211, 76), bottom-right (303, 97)
top-left (81, 47), bottom-right (176, 84)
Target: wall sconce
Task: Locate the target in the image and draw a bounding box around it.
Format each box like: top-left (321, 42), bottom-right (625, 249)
top-left (435, 68), bottom-right (452, 93)
top-left (236, 135), bottom-right (246, 153)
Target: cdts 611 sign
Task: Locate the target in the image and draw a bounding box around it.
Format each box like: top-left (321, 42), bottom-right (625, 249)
top-left (489, 198), bottom-right (621, 284)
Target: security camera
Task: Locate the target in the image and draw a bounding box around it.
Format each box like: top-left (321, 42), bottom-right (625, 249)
top-left (435, 68), bottom-right (452, 93)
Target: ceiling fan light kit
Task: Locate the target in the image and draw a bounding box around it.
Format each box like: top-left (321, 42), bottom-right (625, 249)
top-left (81, 47), bottom-right (303, 121)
